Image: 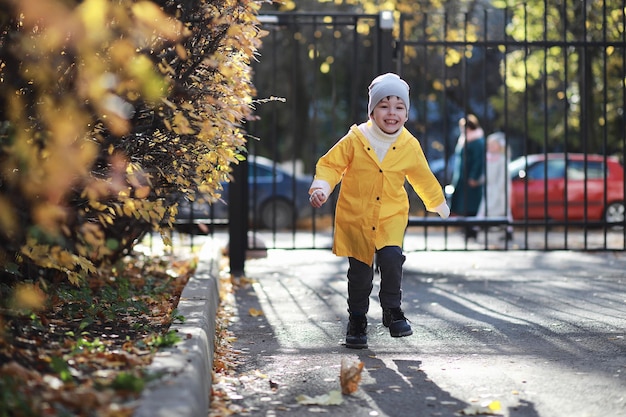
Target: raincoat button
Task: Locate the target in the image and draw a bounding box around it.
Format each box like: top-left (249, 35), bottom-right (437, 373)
top-left (376, 197), bottom-right (380, 200)
top-left (379, 169), bottom-right (383, 173)
top-left (372, 227), bottom-right (376, 230)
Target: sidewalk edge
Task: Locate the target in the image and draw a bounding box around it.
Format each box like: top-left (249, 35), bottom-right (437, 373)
top-left (133, 240), bottom-right (221, 417)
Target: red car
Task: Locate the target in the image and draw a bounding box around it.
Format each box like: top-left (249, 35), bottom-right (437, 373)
top-left (509, 153), bottom-right (625, 224)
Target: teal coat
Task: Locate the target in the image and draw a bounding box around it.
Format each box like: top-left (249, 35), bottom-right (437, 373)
top-left (450, 135), bottom-right (485, 216)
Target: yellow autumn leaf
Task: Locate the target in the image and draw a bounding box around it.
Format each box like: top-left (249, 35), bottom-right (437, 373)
top-left (248, 308), bottom-right (264, 317)
top-left (123, 200), bottom-right (136, 217)
top-left (127, 55), bottom-right (166, 102)
top-left (76, 0), bottom-right (109, 41)
top-left (173, 112), bottom-right (195, 135)
top-left (109, 39), bottom-right (136, 66)
top-left (12, 283), bottom-right (47, 311)
top-left (175, 43), bottom-right (188, 60)
top-left (0, 196), bottom-right (17, 237)
top-left (135, 186), bottom-right (151, 199)
top-left (32, 202), bottom-right (67, 234)
top-left (131, 1), bottom-right (185, 41)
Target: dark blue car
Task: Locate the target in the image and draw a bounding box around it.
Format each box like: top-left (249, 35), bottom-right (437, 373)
top-left (176, 156), bottom-right (317, 229)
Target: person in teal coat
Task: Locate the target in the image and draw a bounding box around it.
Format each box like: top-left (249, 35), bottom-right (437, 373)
top-left (450, 114), bottom-right (485, 221)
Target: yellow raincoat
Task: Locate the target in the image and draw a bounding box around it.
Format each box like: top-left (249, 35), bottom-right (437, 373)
top-left (312, 124), bottom-right (445, 266)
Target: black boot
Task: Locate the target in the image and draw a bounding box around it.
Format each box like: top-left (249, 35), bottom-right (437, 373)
top-left (345, 313), bottom-right (368, 349)
top-left (382, 308), bottom-right (413, 337)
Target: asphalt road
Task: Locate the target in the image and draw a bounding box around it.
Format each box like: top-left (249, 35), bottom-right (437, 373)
top-left (227, 249), bottom-right (626, 417)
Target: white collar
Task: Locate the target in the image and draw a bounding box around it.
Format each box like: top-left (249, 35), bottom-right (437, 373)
top-left (358, 120), bottom-right (402, 143)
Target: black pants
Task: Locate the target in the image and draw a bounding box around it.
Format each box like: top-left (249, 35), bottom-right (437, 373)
top-left (347, 246), bottom-right (406, 315)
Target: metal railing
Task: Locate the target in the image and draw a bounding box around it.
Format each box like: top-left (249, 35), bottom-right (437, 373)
top-left (177, 4), bottom-right (626, 273)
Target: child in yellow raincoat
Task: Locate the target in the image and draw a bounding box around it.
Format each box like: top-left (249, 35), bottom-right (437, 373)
top-left (309, 73), bottom-right (450, 349)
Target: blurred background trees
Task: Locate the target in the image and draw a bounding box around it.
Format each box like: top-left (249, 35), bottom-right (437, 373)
top-left (0, 0), bottom-right (262, 284)
top-left (497, 0), bottom-right (625, 155)
top-left (249, 0), bottom-right (624, 168)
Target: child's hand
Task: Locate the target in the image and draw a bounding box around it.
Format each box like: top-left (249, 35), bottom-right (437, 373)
top-left (309, 189), bottom-right (327, 208)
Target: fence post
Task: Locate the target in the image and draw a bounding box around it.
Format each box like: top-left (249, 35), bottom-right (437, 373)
top-left (378, 10), bottom-right (396, 74)
top-left (229, 157), bottom-right (248, 276)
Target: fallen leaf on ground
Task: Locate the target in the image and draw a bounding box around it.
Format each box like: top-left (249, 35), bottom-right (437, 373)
top-left (248, 308), bottom-right (263, 317)
top-left (296, 390), bottom-right (343, 406)
top-left (340, 357), bottom-right (364, 395)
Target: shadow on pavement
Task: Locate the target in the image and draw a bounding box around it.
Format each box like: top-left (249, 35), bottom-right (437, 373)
top-left (222, 249), bottom-right (625, 417)
top-left (401, 252), bottom-right (626, 379)
top-left (227, 262), bottom-right (516, 417)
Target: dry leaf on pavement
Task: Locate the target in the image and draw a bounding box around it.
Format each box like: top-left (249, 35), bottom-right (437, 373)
top-left (339, 357), bottom-right (364, 395)
top-left (248, 308), bottom-right (264, 317)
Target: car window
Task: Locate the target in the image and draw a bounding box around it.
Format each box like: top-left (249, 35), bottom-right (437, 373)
top-left (249, 163), bottom-right (284, 183)
top-left (567, 160), bottom-right (605, 179)
top-left (509, 157), bottom-right (530, 179)
top-left (526, 160), bottom-right (565, 180)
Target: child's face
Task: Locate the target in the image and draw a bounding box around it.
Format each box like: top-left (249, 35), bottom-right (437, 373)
top-left (370, 96), bottom-right (408, 134)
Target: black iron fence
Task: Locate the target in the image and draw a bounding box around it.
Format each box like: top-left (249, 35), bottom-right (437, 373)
top-left (189, 3), bottom-right (626, 273)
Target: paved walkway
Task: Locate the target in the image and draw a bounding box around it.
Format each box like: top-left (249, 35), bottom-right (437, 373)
top-left (229, 249), bottom-right (626, 417)
top-left (133, 233), bottom-right (626, 417)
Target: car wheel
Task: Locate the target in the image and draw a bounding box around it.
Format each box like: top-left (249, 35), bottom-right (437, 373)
top-left (604, 202), bottom-right (625, 225)
top-left (259, 199), bottom-right (295, 229)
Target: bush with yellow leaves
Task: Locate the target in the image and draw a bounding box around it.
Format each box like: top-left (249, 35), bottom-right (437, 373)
top-left (0, 0), bottom-right (263, 288)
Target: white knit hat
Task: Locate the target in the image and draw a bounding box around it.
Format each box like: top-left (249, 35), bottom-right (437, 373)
top-left (367, 73), bottom-right (410, 115)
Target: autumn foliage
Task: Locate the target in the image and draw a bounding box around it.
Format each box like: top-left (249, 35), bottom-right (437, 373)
top-left (0, 0), bottom-right (262, 286)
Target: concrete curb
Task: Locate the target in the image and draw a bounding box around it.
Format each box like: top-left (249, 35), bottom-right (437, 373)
top-left (134, 240), bottom-right (221, 417)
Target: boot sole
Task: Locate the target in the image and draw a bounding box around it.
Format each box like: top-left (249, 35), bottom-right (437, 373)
top-left (390, 329), bottom-right (413, 337)
top-left (345, 342), bottom-right (368, 349)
